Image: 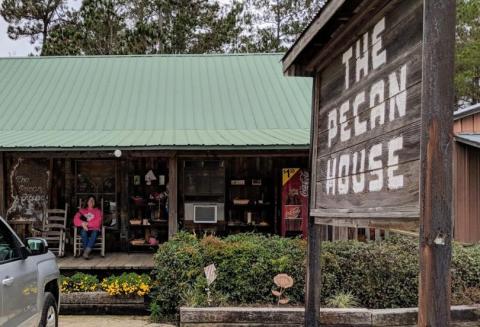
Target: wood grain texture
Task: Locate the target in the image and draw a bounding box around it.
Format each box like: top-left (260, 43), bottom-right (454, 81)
top-left (305, 223), bottom-right (322, 327)
top-left (313, 0), bottom-right (423, 219)
top-left (417, 0), bottom-right (456, 325)
top-left (453, 143), bottom-right (480, 243)
top-left (168, 155), bottom-right (178, 239)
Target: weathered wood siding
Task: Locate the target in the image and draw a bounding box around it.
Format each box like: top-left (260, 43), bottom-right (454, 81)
top-left (454, 142), bottom-right (480, 243)
top-left (312, 0), bottom-right (423, 219)
top-left (454, 112), bottom-right (480, 134)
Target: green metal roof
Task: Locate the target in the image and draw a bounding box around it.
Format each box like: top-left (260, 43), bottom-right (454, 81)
top-left (0, 54), bottom-right (311, 150)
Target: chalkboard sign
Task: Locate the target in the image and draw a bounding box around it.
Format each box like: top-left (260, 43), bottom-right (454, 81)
top-left (6, 158), bottom-right (50, 225)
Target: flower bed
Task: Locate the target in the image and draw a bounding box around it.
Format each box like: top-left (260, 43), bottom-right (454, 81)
top-left (61, 272), bottom-right (152, 297)
top-left (59, 272), bottom-right (152, 315)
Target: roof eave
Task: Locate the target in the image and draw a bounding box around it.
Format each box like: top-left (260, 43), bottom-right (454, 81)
top-left (0, 144), bottom-right (310, 152)
top-left (282, 0), bottom-right (345, 76)
top-left (454, 135), bottom-right (480, 149)
top-left (453, 103), bottom-right (480, 121)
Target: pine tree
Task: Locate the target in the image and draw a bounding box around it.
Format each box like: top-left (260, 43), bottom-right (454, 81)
top-left (244, 0), bottom-right (325, 52)
top-left (1, 0), bottom-right (67, 54)
top-left (456, 0), bottom-right (480, 106)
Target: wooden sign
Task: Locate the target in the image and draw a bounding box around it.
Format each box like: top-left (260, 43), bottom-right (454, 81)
top-left (6, 157), bottom-right (50, 224)
top-left (283, 0), bottom-right (455, 325)
top-left (312, 0), bottom-right (423, 220)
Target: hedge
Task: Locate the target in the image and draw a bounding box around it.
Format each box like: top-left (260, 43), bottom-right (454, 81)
top-left (149, 232), bottom-right (480, 319)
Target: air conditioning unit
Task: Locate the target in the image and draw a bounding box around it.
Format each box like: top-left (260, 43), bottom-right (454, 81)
top-left (185, 202), bottom-right (224, 224)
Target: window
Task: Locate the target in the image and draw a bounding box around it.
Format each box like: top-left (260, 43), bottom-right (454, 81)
top-left (0, 222), bottom-right (21, 263)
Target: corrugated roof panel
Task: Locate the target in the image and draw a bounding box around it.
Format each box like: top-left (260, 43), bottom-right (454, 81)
top-left (455, 134), bottom-right (480, 149)
top-left (0, 54), bottom-right (311, 149)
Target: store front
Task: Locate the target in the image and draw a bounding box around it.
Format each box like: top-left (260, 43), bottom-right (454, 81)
top-left (0, 150), bottom-right (308, 254)
top-left (0, 53), bottom-right (313, 257)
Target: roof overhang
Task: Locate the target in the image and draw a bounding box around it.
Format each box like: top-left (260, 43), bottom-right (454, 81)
top-left (282, 0), bottom-right (366, 76)
top-left (453, 103), bottom-right (480, 121)
top-left (0, 145), bottom-right (310, 152)
top-left (455, 134), bottom-right (480, 149)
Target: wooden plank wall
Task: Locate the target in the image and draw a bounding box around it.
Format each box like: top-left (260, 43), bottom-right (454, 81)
top-left (454, 112), bottom-right (480, 134)
top-left (454, 142), bottom-right (480, 243)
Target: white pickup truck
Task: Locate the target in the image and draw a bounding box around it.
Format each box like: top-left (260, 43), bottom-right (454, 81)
top-left (0, 216), bottom-right (60, 327)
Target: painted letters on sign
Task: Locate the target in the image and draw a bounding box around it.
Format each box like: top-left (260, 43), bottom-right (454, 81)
top-left (315, 0), bottom-right (423, 217)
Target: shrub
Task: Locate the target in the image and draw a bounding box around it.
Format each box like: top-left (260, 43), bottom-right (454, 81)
top-left (101, 272), bottom-right (152, 297)
top-left (150, 232), bottom-right (480, 319)
top-left (326, 291), bottom-right (359, 308)
top-left (60, 273), bottom-right (99, 293)
top-left (150, 232), bottom-right (306, 319)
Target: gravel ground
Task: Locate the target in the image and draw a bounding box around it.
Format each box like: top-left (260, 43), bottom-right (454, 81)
top-left (59, 315), bottom-right (175, 327)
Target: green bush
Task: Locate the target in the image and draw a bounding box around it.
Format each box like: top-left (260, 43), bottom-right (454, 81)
top-left (325, 291), bottom-right (359, 308)
top-left (150, 232), bottom-right (306, 319)
top-left (150, 232), bottom-right (480, 319)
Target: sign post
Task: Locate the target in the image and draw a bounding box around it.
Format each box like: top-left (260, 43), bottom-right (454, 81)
top-left (418, 1), bottom-right (456, 325)
top-left (282, 0), bottom-right (456, 325)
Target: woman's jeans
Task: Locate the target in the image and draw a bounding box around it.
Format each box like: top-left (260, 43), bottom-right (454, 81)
top-left (80, 229), bottom-right (98, 249)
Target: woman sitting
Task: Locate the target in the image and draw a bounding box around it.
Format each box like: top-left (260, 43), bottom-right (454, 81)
top-left (73, 195), bottom-right (102, 259)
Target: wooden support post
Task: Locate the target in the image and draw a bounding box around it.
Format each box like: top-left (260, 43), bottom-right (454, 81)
top-left (64, 159), bottom-right (73, 211)
top-left (418, 1), bottom-right (455, 325)
top-left (0, 152), bottom-right (5, 218)
top-left (353, 228), bottom-right (358, 241)
top-left (120, 159), bottom-right (129, 248)
top-left (305, 74), bottom-right (321, 327)
top-left (338, 226), bottom-right (348, 240)
top-left (305, 221), bottom-right (321, 327)
top-left (375, 229), bottom-right (381, 241)
top-left (365, 228), bottom-right (371, 241)
top-left (48, 158), bottom-right (54, 208)
top-left (168, 155), bottom-right (178, 239)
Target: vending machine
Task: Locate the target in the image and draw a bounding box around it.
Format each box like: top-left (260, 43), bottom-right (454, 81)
top-left (281, 168), bottom-right (309, 237)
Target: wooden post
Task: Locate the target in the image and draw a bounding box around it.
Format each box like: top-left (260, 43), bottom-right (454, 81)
top-left (338, 226), bottom-right (348, 240)
top-left (0, 152), bottom-right (5, 218)
top-left (168, 155), bottom-right (178, 239)
top-left (305, 222), bottom-right (321, 327)
top-left (64, 159), bottom-right (73, 212)
top-left (418, 0), bottom-right (455, 325)
top-left (305, 75), bottom-right (321, 327)
top-left (120, 158), bottom-right (129, 249)
top-left (365, 228), bottom-right (371, 241)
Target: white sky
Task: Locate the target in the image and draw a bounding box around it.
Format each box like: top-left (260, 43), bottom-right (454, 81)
top-left (0, 16), bottom-right (32, 56)
top-left (0, 0), bottom-right (82, 57)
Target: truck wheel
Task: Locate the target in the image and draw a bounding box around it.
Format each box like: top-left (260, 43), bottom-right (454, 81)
top-left (39, 292), bottom-right (58, 327)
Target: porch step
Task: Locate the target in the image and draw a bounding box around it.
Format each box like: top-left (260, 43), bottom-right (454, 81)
top-left (57, 252), bottom-right (155, 271)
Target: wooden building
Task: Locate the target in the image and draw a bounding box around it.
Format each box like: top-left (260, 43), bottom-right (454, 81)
top-left (0, 54), bottom-right (311, 254)
top-left (454, 104), bottom-right (480, 244)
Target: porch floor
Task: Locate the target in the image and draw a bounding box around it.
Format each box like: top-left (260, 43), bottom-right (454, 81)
top-left (57, 252), bottom-right (155, 270)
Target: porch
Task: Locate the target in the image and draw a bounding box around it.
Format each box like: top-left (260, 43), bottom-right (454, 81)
top-left (57, 252), bottom-right (155, 271)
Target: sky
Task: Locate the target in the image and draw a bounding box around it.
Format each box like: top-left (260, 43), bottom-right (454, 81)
top-left (0, 16), bottom-right (32, 56)
top-left (0, 0), bottom-right (82, 57)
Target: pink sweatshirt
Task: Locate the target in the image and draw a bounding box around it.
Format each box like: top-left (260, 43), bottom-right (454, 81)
top-left (73, 208), bottom-right (103, 231)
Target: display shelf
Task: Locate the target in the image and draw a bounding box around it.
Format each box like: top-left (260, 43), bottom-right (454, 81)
top-left (226, 177), bottom-right (274, 233)
top-left (127, 157), bottom-right (169, 251)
